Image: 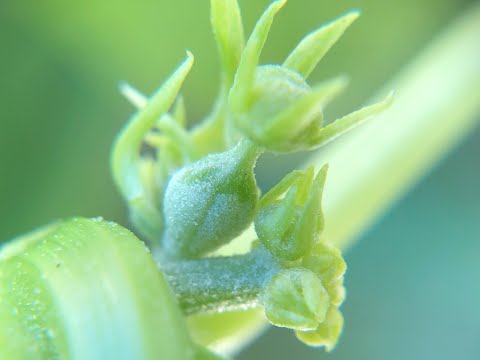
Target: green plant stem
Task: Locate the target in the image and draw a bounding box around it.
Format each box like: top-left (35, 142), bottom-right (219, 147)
top-left (160, 246), bottom-right (280, 315)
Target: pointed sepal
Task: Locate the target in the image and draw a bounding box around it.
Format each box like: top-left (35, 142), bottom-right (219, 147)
top-left (303, 91), bottom-right (395, 150)
top-left (210, 0), bottom-right (245, 85)
top-left (229, 0), bottom-right (287, 114)
top-left (284, 11), bottom-right (360, 78)
top-left (255, 165), bottom-right (328, 261)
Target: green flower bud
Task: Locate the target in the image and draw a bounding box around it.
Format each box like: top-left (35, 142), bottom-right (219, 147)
top-left (325, 278), bottom-right (346, 307)
top-left (226, 3), bottom-right (391, 153)
top-left (241, 64), bottom-right (312, 134)
top-left (254, 165), bottom-right (327, 261)
top-left (232, 67), bottom-right (347, 153)
top-left (295, 307), bottom-right (344, 351)
top-left (303, 242), bottom-right (347, 306)
top-left (302, 242), bottom-right (346, 285)
top-left (162, 139), bottom-right (260, 258)
top-left (263, 268), bottom-right (330, 331)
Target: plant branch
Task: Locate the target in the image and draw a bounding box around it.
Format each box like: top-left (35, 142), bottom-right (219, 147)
top-left (159, 246), bottom-right (281, 315)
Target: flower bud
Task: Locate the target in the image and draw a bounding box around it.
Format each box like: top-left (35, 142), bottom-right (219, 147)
top-left (302, 242), bottom-right (346, 285)
top-left (303, 242), bottom-right (347, 306)
top-left (162, 139), bottom-right (260, 258)
top-left (232, 68), bottom-right (347, 152)
top-left (226, 4), bottom-right (388, 153)
top-left (263, 268), bottom-right (330, 331)
top-left (254, 165), bottom-right (327, 261)
top-left (295, 307), bottom-right (344, 351)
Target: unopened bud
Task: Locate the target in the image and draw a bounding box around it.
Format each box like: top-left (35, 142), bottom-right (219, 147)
top-left (295, 307), bottom-right (344, 351)
top-left (162, 139), bottom-right (260, 258)
top-left (255, 166), bottom-right (327, 261)
top-left (263, 268), bottom-right (330, 331)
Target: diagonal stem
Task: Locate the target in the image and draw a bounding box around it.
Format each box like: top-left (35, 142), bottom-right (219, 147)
top-left (158, 246), bottom-right (281, 315)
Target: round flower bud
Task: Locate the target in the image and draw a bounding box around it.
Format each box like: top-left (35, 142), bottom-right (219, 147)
top-left (295, 307), bottom-right (344, 351)
top-left (232, 64), bottom-right (346, 153)
top-left (162, 139), bottom-right (260, 258)
top-left (263, 268), bottom-right (330, 331)
top-left (302, 242), bottom-right (347, 285)
top-left (239, 65), bottom-right (313, 145)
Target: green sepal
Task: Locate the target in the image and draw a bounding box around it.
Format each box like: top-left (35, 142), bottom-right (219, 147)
top-left (302, 91), bottom-right (395, 151)
top-left (260, 77), bottom-right (347, 152)
top-left (210, 0), bottom-right (245, 86)
top-left (284, 10), bottom-right (360, 78)
top-left (255, 165), bottom-right (328, 261)
top-left (229, 0), bottom-right (287, 114)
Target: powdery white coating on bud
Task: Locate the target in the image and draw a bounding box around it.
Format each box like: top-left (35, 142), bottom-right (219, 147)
top-left (162, 139), bottom-right (259, 258)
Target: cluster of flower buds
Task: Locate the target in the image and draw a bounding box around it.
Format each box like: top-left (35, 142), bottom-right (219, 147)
top-left (111, 0), bottom-right (392, 350)
top-left (257, 166), bottom-right (346, 349)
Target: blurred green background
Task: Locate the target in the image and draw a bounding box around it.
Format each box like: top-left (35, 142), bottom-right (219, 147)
top-left (0, 0), bottom-right (478, 359)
